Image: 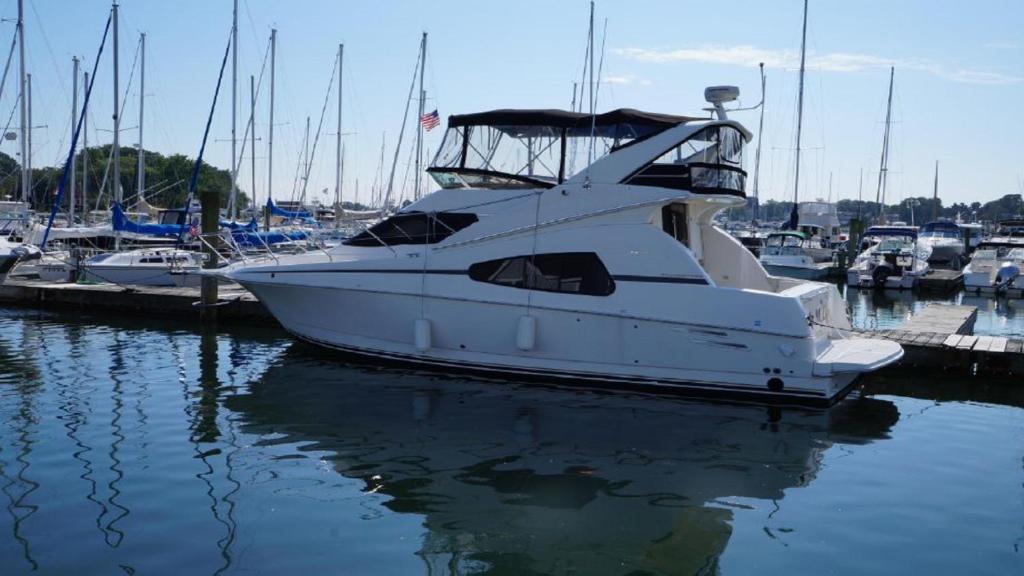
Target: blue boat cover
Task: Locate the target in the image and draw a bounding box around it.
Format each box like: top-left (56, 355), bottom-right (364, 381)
top-left (113, 203), bottom-right (193, 237)
top-left (267, 198), bottom-right (312, 219)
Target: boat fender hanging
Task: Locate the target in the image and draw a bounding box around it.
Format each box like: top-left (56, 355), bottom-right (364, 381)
top-left (516, 315), bottom-right (536, 351)
top-left (777, 344), bottom-right (795, 357)
top-left (414, 318), bottom-right (432, 352)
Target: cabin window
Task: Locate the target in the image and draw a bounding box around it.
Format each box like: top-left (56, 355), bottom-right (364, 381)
top-left (469, 252), bottom-right (615, 296)
top-left (625, 125), bottom-right (746, 195)
top-left (344, 212), bottom-right (478, 247)
top-left (662, 204), bottom-right (689, 246)
top-left (139, 257), bottom-right (164, 263)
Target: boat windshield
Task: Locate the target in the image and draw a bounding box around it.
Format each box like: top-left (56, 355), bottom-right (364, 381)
top-left (428, 108), bottom-right (695, 189)
top-left (920, 222), bottom-right (960, 239)
top-left (765, 234), bottom-right (806, 248)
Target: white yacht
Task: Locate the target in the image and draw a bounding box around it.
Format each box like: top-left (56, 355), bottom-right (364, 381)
top-left (847, 226), bottom-right (931, 289)
top-left (217, 92), bottom-right (902, 405)
top-left (758, 231), bottom-right (833, 280)
top-left (80, 248), bottom-right (204, 287)
top-left (917, 220), bottom-right (965, 267)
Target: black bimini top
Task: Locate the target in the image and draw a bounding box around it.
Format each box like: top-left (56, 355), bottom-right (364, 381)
top-left (447, 108), bottom-right (697, 139)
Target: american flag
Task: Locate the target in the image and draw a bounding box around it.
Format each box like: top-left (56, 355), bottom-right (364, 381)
top-left (419, 109), bottom-right (440, 131)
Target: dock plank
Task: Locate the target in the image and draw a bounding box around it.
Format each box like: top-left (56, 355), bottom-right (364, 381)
top-left (956, 335), bottom-right (979, 350)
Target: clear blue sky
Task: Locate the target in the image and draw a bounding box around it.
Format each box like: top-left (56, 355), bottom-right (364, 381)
top-left (8, 0), bottom-right (1023, 208)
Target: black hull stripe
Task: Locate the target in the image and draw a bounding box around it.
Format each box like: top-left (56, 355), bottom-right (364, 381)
top-left (287, 331), bottom-right (845, 407)
top-left (247, 267), bottom-right (709, 285)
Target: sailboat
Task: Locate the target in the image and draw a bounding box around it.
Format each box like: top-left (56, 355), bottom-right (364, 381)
top-left (757, 0), bottom-right (833, 279)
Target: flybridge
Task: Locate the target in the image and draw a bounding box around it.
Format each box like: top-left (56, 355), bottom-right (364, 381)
top-left (428, 108), bottom-right (697, 189)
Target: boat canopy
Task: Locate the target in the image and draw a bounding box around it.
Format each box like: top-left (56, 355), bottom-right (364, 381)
top-left (864, 226), bottom-right (917, 239)
top-left (429, 108), bottom-right (697, 190)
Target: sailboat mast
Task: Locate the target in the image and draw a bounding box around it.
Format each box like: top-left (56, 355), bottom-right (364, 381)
top-left (112, 1), bottom-right (121, 249)
top-left (70, 56), bottom-right (79, 221)
top-left (751, 62), bottom-right (765, 223)
top-left (414, 33), bottom-right (426, 202)
top-left (250, 74), bottom-right (255, 212)
top-left (229, 0), bottom-right (238, 219)
top-left (585, 0), bottom-right (595, 170)
top-left (137, 33), bottom-right (145, 204)
top-left (82, 70), bottom-right (88, 222)
top-left (875, 66), bottom-right (894, 223)
top-left (932, 160), bottom-right (939, 221)
top-left (335, 42), bottom-right (343, 227)
top-left (266, 28), bottom-right (275, 230)
top-left (302, 116), bottom-right (309, 205)
top-left (16, 0), bottom-right (27, 202)
top-left (792, 0), bottom-right (808, 207)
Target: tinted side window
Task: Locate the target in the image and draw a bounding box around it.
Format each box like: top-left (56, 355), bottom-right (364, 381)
top-left (469, 252), bottom-right (615, 296)
top-left (345, 212), bottom-right (478, 247)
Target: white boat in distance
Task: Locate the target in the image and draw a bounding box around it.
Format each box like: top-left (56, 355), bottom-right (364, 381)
top-left (917, 220), bottom-right (965, 267)
top-left (962, 239), bottom-right (1024, 293)
top-left (847, 226), bottom-right (931, 289)
top-left (219, 92), bottom-right (903, 405)
top-left (80, 248), bottom-right (204, 287)
top-left (758, 231), bottom-right (833, 280)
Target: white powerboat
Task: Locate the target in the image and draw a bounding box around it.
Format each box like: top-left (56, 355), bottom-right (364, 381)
top-left (847, 226), bottom-right (931, 289)
top-left (962, 239), bottom-right (1024, 293)
top-left (917, 220), bottom-right (965, 267)
top-left (80, 248), bottom-right (204, 287)
top-left (217, 91), bottom-right (902, 405)
top-left (759, 231), bottom-right (833, 280)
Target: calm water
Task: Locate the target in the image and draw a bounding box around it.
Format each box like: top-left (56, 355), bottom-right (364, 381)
top-left (0, 296), bottom-right (1021, 575)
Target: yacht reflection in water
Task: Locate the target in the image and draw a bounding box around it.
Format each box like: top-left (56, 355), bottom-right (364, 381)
top-left (229, 349), bottom-right (899, 575)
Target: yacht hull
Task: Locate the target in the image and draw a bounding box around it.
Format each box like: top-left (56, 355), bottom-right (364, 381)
top-left (240, 280), bottom-right (879, 406)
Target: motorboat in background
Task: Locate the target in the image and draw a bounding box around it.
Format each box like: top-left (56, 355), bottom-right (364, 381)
top-left (962, 237), bottom-right (1024, 293)
top-left (847, 226), bottom-right (931, 289)
top-left (917, 220), bottom-right (965, 267)
top-left (0, 236), bottom-right (28, 283)
top-left (218, 89), bottom-right (903, 405)
top-left (758, 231), bottom-right (832, 280)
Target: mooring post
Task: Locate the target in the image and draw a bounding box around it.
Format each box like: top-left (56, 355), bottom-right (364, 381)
top-left (200, 189), bottom-right (220, 321)
top-left (848, 218), bottom-right (864, 257)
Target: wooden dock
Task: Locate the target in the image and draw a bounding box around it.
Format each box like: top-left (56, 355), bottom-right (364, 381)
top-left (915, 269), bottom-right (964, 293)
top-left (863, 303), bottom-right (1024, 375)
top-left (0, 278), bottom-right (273, 324)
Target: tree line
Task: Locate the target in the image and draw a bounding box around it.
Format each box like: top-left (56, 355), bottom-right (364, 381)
top-left (0, 146), bottom-right (248, 212)
top-left (735, 195), bottom-right (1023, 225)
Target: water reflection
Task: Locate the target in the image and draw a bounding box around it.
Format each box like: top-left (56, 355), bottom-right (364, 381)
top-left (228, 349), bottom-right (900, 575)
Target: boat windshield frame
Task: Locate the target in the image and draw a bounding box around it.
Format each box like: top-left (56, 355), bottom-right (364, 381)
top-left (427, 108), bottom-right (696, 190)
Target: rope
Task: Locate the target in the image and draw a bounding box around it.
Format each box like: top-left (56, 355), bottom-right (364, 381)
top-left (41, 12), bottom-right (113, 247)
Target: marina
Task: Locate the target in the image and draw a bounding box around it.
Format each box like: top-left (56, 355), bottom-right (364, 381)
top-left (0, 0), bottom-right (1021, 574)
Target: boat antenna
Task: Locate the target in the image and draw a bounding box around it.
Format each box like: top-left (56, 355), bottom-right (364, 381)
top-left (932, 160), bottom-right (939, 221)
top-left (789, 0), bottom-right (808, 231)
top-left (751, 62), bottom-right (765, 225)
top-left (875, 66), bottom-right (894, 224)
